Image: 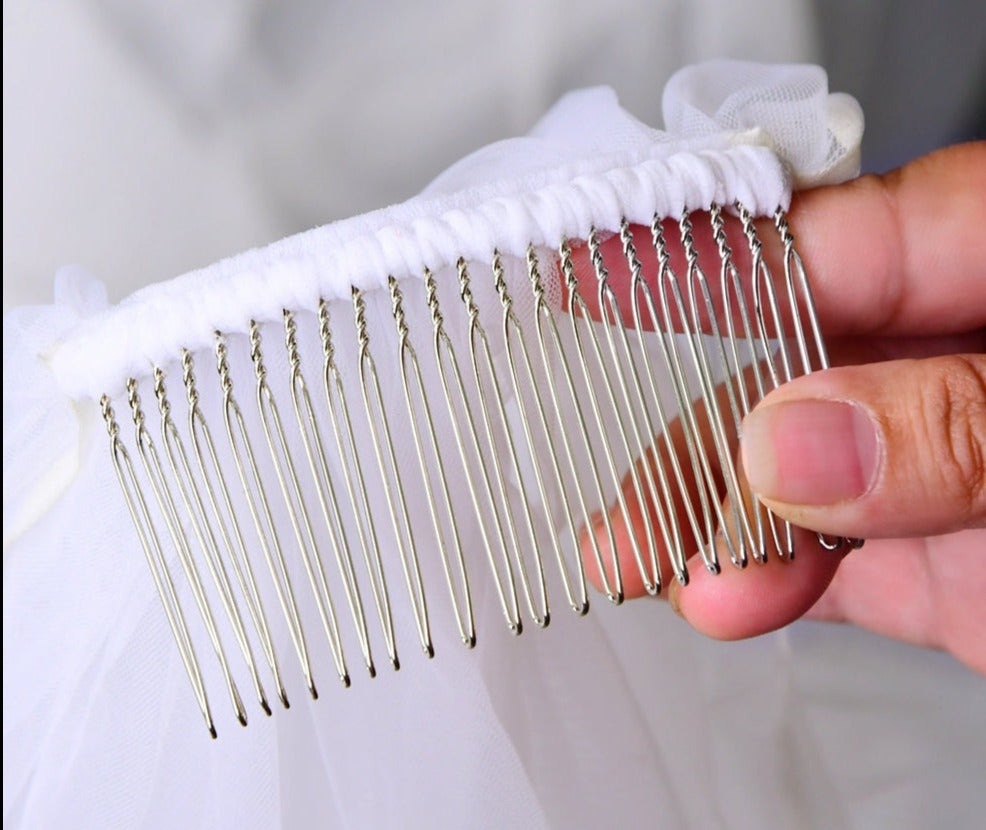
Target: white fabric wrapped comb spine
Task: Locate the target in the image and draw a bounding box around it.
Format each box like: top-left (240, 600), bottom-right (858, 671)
top-left (46, 61), bottom-right (861, 399)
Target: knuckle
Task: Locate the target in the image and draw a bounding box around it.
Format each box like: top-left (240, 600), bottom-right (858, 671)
top-left (924, 355), bottom-right (986, 523)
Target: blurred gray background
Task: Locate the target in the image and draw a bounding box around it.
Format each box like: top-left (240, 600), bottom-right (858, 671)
top-left (4, 0), bottom-right (984, 312)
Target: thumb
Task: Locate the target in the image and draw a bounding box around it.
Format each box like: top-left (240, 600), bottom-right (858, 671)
top-left (741, 354), bottom-right (986, 538)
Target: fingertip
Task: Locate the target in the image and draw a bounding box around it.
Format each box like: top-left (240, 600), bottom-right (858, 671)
top-left (672, 535), bottom-right (844, 640)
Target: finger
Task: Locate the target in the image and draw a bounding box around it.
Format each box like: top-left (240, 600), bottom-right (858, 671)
top-left (662, 444), bottom-right (843, 640)
top-left (826, 329), bottom-right (986, 366)
top-left (566, 142), bottom-right (986, 339)
top-left (783, 141), bottom-right (986, 338)
top-left (667, 524), bottom-right (843, 641)
top-left (577, 382), bottom-right (846, 638)
top-left (741, 353), bottom-right (986, 538)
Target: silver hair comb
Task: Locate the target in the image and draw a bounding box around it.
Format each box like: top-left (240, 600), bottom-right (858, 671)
top-left (59, 63), bottom-right (866, 736)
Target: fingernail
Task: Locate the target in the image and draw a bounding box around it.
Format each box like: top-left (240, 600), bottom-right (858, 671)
top-left (741, 399), bottom-right (881, 506)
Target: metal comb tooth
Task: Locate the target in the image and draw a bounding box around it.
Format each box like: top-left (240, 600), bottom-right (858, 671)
top-left (524, 244), bottom-right (624, 604)
top-left (772, 209), bottom-right (864, 553)
top-left (483, 253), bottom-right (589, 616)
top-left (248, 320), bottom-right (351, 689)
top-left (710, 203), bottom-right (788, 562)
top-left (283, 310), bottom-right (377, 677)
top-left (153, 367), bottom-right (272, 716)
top-left (647, 218), bottom-right (738, 570)
top-left (426, 265), bottom-right (550, 629)
top-left (100, 394), bottom-right (217, 738)
top-left (215, 332), bottom-right (319, 701)
top-left (588, 226), bottom-right (680, 592)
top-left (181, 348), bottom-right (290, 709)
top-left (679, 213), bottom-right (756, 567)
top-left (317, 299), bottom-right (401, 670)
top-left (99, 206), bottom-right (860, 735)
top-left (621, 217), bottom-right (709, 581)
top-left (733, 204), bottom-right (796, 559)
top-left (419, 266), bottom-right (524, 635)
top-left (387, 276), bottom-right (475, 647)
top-left (127, 377), bottom-right (249, 727)
top-left (353, 286), bottom-right (434, 658)
top-left (560, 239), bottom-right (659, 595)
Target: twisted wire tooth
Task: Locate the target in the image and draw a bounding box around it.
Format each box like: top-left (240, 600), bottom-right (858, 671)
top-left (442, 262), bottom-right (550, 628)
top-left (559, 238), bottom-right (659, 594)
top-left (710, 204), bottom-right (774, 563)
top-left (101, 392), bottom-right (217, 737)
top-left (425, 270), bottom-right (550, 634)
top-left (678, 213), bottom-right (754, 567)
top-left (420, 268), bottom-right (525, 633)
top-left (182, 347), bottom-right (290, 709)
top-left (388, 275), bottom-right (476, 647)
top-left (587, 226), bottom-right (674, 591)
top-left (353, 286), bottom-right (435, 657)
top-left (487, 251), bottom-right (589, 615)
top-left (155, 364), bottom-right (272, 717)
top-left (773, 208), bottom-right (864, 552)
top-left (215, 331), bottom-right (319, 699)
top-left (318, 298), bottom-right (400, 671)
top-left (532, 243), bottom-right (625, 603)
top-left (248, 319), bottom-right (351, 688)
top-left (733, 202), bottom-right (795, 559)
top-left (646, 217), bottom-right (723, 574)
top-left (283, 308), bottom-right (377, 678)
top-left (620, 218), bottom-right (708, 584)
top-left (127, 376), bottom-right (248, 727)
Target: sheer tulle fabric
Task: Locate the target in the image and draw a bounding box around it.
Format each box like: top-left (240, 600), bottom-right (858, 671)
top-left (5, 62), bottom-right (984, 830)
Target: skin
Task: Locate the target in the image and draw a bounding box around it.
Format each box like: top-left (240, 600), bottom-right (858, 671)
top-left (574, 141), bottom-right (986, 675)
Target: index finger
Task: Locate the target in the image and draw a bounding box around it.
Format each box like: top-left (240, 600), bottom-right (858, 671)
top-left (783, 140), bottom-right (986, 338)
top-left (565, 141), bottom-right (986, 341)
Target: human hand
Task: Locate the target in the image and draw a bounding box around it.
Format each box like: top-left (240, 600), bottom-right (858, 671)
top-left (577, 142), bottom-right (986, 675)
